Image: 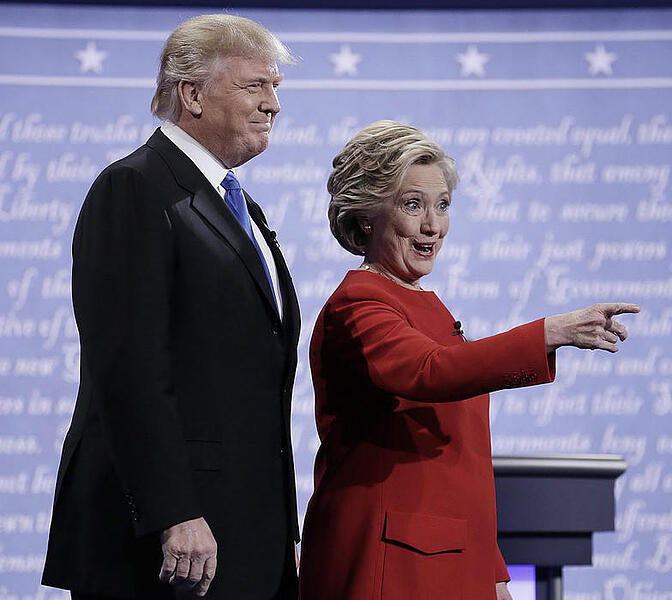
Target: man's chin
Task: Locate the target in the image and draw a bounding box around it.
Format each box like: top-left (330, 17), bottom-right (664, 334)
top-left (255, 135), bottom-right (270, 153)
top-left (237, 139), bottom-right (269, 165)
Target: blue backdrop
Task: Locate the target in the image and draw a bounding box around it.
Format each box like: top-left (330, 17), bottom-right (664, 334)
top-left (0, 4), bottom-right (671, 599)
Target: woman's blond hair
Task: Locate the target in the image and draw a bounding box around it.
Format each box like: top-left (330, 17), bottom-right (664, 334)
top-left (327, 120), bottom-right (458, 256)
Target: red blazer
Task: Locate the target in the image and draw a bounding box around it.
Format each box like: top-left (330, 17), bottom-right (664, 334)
top-left (299, 270), bottom-right (555, 600)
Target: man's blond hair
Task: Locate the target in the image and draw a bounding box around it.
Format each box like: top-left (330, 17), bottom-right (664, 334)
top-left (151, 14), bottom-right (296, 121)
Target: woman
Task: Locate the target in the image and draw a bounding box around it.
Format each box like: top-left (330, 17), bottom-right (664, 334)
top-left (298, 121), bottom-right (639, 600)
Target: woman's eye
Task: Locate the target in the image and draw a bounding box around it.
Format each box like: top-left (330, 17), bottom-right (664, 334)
top-left (404, 200), bottom-right (420, 210)
top-left (438, 200), bottom-right (450, 211)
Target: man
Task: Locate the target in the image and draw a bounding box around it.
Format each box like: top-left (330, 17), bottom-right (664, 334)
top-left (42, 14), bottom-right (300, 600)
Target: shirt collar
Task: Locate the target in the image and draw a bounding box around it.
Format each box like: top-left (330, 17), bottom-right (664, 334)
top-left (160, 121), bottom-right (230, 191)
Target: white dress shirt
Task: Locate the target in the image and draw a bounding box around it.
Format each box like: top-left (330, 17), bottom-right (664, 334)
top-left (160, 121), bottom-right (283, 320)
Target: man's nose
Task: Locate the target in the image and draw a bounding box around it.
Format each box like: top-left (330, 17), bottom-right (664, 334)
top-left (261, 86), bottom-right (281, 116)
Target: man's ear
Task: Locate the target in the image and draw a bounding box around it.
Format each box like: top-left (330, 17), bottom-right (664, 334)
top-left (177, 81), bottom-right (203, 118)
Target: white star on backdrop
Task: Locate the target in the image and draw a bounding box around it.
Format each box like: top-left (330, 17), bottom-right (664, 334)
top-left (75, 41), bottom-right (108, 74)
top-left (329, 45), bottom-right (362, 76)
top-left (456, 45), bottom-right (490, 77)
top-left (584, 44), bottom-right (617, 76)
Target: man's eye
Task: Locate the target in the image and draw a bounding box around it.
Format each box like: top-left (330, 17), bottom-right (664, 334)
top-left (404, 200), bottom-right (420, 210)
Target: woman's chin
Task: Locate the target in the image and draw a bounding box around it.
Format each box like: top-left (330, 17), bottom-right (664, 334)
top-left (409, 260), bottom-right (436, 279)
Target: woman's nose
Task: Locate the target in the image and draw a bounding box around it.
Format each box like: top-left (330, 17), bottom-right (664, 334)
top-left (420, 209), bottom-right (439, 235)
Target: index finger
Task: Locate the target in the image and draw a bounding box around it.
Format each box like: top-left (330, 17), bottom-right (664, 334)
top-left (598, 303), bottom-right (641, 316)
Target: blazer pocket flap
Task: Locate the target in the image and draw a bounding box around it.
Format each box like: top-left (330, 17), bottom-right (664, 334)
top-left (384, 511), bottom-right (467, 554)
top-left (185, 440), bottom-right (223, 471)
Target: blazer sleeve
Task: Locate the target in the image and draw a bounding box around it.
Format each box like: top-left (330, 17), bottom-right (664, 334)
top-left (495, 543), bottom-right (510, 583)
top-left (72, 165), bottom-right (201, 536)
top-left (327, 284), bottom-right (556, 403)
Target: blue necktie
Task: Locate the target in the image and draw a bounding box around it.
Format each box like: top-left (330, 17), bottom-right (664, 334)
top-left (221, 171), bottom-right (278, 309)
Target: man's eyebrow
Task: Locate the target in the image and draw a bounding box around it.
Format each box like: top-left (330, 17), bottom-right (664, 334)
top-left (251, 72), bottom-right (284, 83)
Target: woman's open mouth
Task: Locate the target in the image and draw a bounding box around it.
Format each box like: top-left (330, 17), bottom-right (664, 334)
top-left (412, 241), bottom-right (435, 256)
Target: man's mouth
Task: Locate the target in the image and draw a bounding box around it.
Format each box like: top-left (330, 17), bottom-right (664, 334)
top-left (412, 241), bottom-right (435, 256)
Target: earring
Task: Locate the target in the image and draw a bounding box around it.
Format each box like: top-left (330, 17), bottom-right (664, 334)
top-left (363, 224), bottom-right (372, 233)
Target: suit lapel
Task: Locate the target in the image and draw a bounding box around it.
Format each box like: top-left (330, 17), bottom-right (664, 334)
top-left (248, 198), bottom-right (301, 345)
top-left (147, 129), bottom-right (278, 317)
top-left (191, 190), bottom-right (278, 316)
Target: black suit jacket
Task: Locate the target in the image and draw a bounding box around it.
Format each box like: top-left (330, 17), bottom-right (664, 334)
top-left (42, 129), bottom-right (301, 599)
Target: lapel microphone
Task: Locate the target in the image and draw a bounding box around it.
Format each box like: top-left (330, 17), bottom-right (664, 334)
top-left (452, 321), bottom-right (464, 337)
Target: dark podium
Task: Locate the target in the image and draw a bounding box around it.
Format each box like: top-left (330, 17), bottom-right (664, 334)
top-left (493, 454), bottom-right (626, 600)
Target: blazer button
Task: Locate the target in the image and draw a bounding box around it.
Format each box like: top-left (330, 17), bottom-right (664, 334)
top-left (271, 325), bottom-right (280, 335)
top-left (279, 446), bottom-right (287, 457)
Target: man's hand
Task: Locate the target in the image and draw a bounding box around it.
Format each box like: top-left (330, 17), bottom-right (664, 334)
top-left (496, 581), bottom-right (513, 600)
top-left (159, 517), bottom-right (217, 597)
